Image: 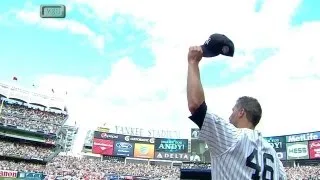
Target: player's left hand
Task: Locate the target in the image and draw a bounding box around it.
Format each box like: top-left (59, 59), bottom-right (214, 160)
top-left (188, 46), bottom-right (203, 64)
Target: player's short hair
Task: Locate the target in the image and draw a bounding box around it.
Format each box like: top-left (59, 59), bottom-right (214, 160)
top-left (236, 96), bottom-right (262, 127)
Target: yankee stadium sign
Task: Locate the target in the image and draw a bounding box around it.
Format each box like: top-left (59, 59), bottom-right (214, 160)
top-left (286, 132), bottom-right (320, 143)
top-left (113, 126), bottom-right (181, 138)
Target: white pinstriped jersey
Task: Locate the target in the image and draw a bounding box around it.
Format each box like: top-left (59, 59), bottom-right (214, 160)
top-left (199, 112), bottom-right (287, 180)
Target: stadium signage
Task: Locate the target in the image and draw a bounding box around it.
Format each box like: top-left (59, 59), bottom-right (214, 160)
top-left (92, 138), bottom-right (114, 155)
top-left (113, 141), bottom-right (134, 157)
top-left (286, 132), bottom-right (320, 143)
top-left (308, 140), bottom-right (320, 159)
top-left (286, 141), bottom-right (309, 160)
top-left (94, 131), bottom-right (124, 140)
top-left (155, 138), bottom-right (188, 153)
top-left (114, 126), bottom-right (181, 138)
top-left (155, 152), bottom-right (190, 161)
top-left (124, 135), bottom-right (155, 144)
top-left (0, 170), bottom-right (18, 178)
top-left (264, 136), bottom-right (286, 152)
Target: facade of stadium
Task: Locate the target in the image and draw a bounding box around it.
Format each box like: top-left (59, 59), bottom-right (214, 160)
top-left (0, 82), bottom-right (69, 179)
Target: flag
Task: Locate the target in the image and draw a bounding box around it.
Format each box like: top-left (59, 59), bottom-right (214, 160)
top-left (51, 89), bottom-right (54, 93)
top-left (13, 77), bottom-right (17, 81)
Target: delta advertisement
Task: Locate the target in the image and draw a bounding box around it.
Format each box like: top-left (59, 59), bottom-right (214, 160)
top-left (155, 138), bottom-right (188, 153)
top-left (308, 140), bottom-right (320, 159)
top-left (133, 143), bottom-right (155, 159)
top-left (92, 138), bottom-right (114, 155)
top-left (286, 141), bottom-right (309, 160)
top-left (113, 141), bottom-right (134, 157)
top-left (155, 152), bottom-right (190, 161)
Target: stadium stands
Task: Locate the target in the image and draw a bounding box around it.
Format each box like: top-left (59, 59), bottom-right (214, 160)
top-left (0, 100), bottom-right (67, 134)
top-left (0, 156), bottom-right (320, 179)
top-left (0, 88), bottom-right (320, 179)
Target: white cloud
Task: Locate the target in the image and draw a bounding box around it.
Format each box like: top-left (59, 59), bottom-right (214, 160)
top-left (27, 0), bottom-right (320, 151)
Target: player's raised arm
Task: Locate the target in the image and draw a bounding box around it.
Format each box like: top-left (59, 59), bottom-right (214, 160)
top-left (187, 46), bottom-right (205, 115)
top-left (187, 39), bottom-right (240, 156)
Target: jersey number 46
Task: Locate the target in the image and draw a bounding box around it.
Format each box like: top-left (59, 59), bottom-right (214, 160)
top-left (246, 149), bottom-right (274, 180)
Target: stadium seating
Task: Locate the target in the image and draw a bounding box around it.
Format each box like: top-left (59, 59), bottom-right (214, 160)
top-left (0, 100), bottom-right (67, 134)
top-left (0, 156), bottom-right (320, 179)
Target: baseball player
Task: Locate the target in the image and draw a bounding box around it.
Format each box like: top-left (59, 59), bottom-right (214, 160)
top-left (186, 42), bottom-right (287, 179)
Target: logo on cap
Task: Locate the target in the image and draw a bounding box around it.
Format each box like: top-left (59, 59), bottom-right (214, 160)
top-left (222, 46), bottom-right (229, 54)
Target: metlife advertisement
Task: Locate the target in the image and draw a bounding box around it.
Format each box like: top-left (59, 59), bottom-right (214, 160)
top-left (285, 131), bottom-right (320, 143)
top-left (155, 138), bottom-right (188, 153)
top-left (113, 141), bottom-right (134, 157)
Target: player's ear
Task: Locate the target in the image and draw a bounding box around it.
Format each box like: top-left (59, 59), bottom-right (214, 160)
top-left (238, 108), bottom-right (245, 118)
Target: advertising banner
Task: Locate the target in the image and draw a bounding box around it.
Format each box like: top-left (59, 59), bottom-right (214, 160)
top-left (93, 132), bottom-right (155, 144)
top-left (191, 128), bottom-right (199, 139)
top-left (264, 136), bottom-right (286, 152)
top-left (124, 135), bottom-right (155, 144)
top-left (18, 172), bottom-right (43, 179)
top-left (134, 143), bottom-right (155, 159)
top-left (94, 132), bottom-right (124, 140)
top-left (286, 141), bottom-right (309, 160)
top-left (0, 170), bottom-right (18, 178)
top-left (113, 141), bottom-right (134, 157)
top-left (155, 138), bottom-right (188, 153)
top-left (276, 152), bottom-right (287, 161)
top-left (308, 140), bottom-right (320, 159)
top-left (155, 152), bottom-right (190, 161)
top-left (92, 138), bottom-right (114, 155)
top-left (286, 131), bottom-right (320, 143)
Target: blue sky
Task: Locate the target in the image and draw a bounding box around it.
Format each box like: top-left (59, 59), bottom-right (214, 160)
top-left (0, 0), bottom-right (319, 152)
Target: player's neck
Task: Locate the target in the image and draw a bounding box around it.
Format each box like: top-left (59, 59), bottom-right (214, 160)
top-left (237, 121), bottom-right (254, 130)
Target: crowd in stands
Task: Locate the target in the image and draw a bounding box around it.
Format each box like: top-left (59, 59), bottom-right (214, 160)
top-left (0, 156), bottom-right (180, 179)
top-left (0, 140), bottom-right (52, 160)
top-left (286, 166), bottom-right (320, 180)
top-left (0, 153), bottom-right (320, 179)
top-left (0, 100), bottom-right (66, 134)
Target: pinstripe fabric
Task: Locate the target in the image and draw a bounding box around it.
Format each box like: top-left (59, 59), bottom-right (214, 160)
top-left (199, 112), bottom-right (287, 180)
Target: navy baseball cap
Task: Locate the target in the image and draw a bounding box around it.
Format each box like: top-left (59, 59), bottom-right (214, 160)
top-left (201, 33), bottom-right (235, 58)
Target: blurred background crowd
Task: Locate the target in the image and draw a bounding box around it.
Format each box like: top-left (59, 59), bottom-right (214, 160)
top-left (0, 156), bottom-right (319, 179)
top-left (0, 96), bottom-right (320, 180)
